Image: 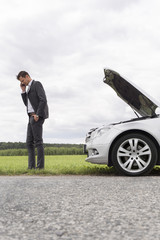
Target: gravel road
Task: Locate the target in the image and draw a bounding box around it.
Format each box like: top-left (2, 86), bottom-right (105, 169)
top-left (1, 175), bottom-right (160, 240)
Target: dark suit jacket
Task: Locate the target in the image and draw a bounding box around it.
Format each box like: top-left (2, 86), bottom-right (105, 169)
top-left (21, 80), bottom-right (49, 119)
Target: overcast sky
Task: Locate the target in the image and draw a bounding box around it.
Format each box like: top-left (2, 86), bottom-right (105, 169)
top-left (1, 0), bottom-right (160, 143)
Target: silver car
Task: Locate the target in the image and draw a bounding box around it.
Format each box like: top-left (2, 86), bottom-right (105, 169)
top-left (85, 69), bottom-right (160, 176)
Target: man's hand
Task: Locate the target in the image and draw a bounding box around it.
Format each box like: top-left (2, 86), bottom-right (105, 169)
top-left (33, 115), bottom-right (39, 122)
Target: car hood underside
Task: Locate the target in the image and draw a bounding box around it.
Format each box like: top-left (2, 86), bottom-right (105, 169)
top-left (103, 69), bottom-right (159, 117)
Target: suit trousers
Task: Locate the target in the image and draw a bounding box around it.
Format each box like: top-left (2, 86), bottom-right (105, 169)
top-left (27, 116), bottom-right (45, 169)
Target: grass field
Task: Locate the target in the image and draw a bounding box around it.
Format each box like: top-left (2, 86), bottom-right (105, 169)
top-left (0, 155), bottom-right (160, 176)
top-left (0, 155), bottom-right (115, 175)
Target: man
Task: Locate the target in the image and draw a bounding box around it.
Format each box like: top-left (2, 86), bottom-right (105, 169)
top-left (17, 71), bottom-right (49, 169)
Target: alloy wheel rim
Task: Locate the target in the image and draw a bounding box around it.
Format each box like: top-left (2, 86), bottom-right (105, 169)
top-left (117, 138), bottom-right (152, 173)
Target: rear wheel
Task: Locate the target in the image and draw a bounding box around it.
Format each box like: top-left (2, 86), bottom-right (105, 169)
top-left (111, 133), bottom-right (157, 176)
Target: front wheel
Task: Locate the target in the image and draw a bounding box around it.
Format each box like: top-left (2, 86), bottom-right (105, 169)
top-left (111, 133), bottom-right (158, 176)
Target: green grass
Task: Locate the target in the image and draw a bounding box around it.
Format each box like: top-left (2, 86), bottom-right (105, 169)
top-left (1, 155), bottom-right (159, 176)
top-left (0, 155), bottom-right (115, 176)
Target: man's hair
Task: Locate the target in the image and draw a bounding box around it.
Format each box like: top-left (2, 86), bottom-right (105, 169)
top-left (16, 71), bottom-right (30, 80)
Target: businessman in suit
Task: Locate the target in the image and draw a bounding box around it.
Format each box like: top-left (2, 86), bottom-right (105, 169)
top-left (17, 71), bottom-right (49, 169)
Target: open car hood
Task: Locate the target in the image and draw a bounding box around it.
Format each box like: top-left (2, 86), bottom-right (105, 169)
top-left (103, 69), bottom-right (159, 117)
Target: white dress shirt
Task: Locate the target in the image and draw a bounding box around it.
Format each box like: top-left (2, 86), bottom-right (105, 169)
top-left (27, 80), bottom-right (35, 113)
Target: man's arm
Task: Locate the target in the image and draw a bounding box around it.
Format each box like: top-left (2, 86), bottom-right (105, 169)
top-left (20, 83), bottom-right (27, 106)
top-left (21, 92), bottom-right (27, 106)
top-left (35, 81), bottom-right (47, 117)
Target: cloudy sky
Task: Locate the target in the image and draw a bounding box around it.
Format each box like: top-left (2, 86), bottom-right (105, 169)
top-left (1, 0), bottom-right (160, 144)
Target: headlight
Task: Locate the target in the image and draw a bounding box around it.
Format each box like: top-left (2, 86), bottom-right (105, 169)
top-left (93, 126), bottom-right (111, 138)
top-left (85, 125), bottom-right (112, 142)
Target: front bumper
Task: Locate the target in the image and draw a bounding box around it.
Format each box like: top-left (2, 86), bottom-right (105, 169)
top-left (85, 143), bottom-right (109, 165)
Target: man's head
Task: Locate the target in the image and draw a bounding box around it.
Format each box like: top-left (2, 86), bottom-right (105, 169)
top-left (17, 71), bottom-right (31, 86)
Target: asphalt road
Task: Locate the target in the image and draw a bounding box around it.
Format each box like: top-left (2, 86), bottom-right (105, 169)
top-left (1, 175), bottom-right (160, 240)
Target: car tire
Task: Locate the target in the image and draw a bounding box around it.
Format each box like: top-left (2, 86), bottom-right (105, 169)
top-left (111, 133), bottom-right (158, 176)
